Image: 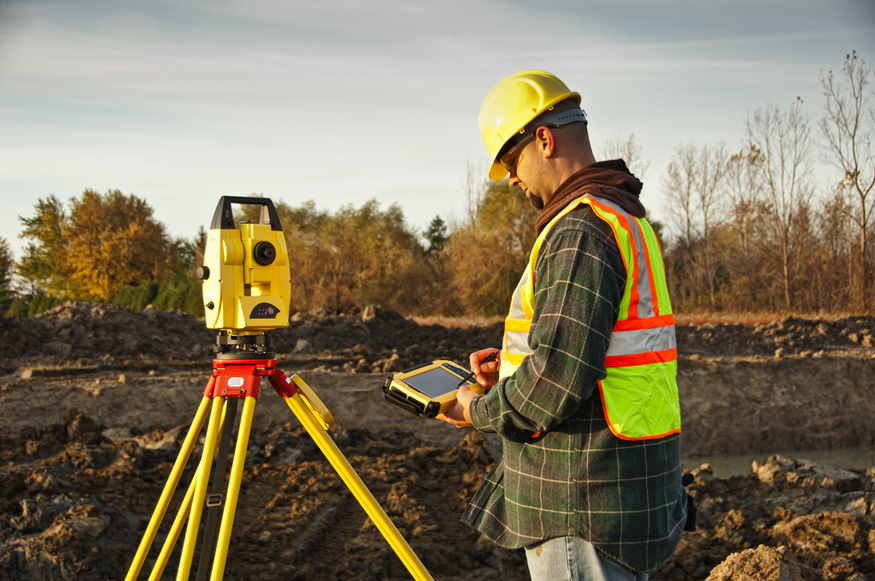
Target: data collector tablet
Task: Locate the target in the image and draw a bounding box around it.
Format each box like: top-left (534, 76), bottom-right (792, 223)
top-left (382, 359), bottom-right (486, 418)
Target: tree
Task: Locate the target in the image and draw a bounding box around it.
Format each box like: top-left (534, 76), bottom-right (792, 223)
top-left (448, 172), bottom-right (538, 316)
top-left (661, 142), bottom-right (729, 309)
top-left (599, 133), bottom-right (651, 181)
top-left (17, 190), bottom-right (177, 300)
top-left (423, 216), bottom-right (449, 253)
top-left (18, 195), bottom-right (67, 295)
top-left (721, 147), bottom-right (771, 310)
top-left (820, 51), bottom-right (875, 314)
top-left (63, 190), bottom-right (177, 299)
top-left (264, 197), bottom-right (427, 315)
top-left (0, 237), bottom-right (14, 313)
top-left (745, 98), bottom-right (815, 311)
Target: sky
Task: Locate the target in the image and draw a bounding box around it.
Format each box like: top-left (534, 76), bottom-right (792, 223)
top-left (1, 0), bottom-right (874, 262)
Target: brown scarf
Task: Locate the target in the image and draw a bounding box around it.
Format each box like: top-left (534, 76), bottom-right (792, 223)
top-left (535, 160), bottom-right (646, 233)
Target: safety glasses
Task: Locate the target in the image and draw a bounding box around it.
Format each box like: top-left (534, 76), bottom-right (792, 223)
top-left (500, 133), bottom-right (535, 175)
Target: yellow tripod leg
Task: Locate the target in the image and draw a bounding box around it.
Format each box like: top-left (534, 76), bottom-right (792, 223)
top-left (125, 395), bottom-right (212, 581)
top-left (284, 390), bottom-right (434, 581)
top-left (149, 400), bottom-right (231, 581)
top-left (177, 395), bottom-right (226, 581)
top-left (211, 395), bottom-right (257, 580)
top-left (148, 459), bottom-right (199, 581)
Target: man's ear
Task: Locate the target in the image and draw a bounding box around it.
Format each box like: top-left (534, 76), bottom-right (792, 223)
top-left (534, 125), bottom-right (556, 158)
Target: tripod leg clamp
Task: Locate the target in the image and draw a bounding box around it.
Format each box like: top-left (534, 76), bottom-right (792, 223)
top-left (269, 371), bottom-right (334, 430)
top-left (268, 369), bottom-right (297, 398)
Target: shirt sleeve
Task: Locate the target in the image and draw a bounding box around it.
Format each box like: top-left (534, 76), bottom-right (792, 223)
top-left (469, 211), bottom-right (626, 441)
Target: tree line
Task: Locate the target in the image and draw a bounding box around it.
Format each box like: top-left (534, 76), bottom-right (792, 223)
top-left (1, 183), bottom-right (536, 319)
top-left (661, 52), bottom-right (874, 315)
top-left (2, 52), bottom-right (872, 318)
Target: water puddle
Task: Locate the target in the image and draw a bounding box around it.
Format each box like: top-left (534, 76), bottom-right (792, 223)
top-left (683, 447), bottom-right (875, 478)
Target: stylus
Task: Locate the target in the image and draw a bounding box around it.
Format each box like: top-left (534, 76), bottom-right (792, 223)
top-left (456, 350), bottom-right (499, 387)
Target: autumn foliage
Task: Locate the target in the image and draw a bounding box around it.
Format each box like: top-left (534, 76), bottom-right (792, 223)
top-left (18, 190), bottom-right (177, 301)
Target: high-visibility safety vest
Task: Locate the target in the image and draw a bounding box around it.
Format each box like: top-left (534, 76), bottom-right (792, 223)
top-left (498, 194), bottom-right (681, 441)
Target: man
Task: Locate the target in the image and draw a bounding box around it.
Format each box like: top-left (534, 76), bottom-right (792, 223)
top-left (436, 70), bottom-right (688, 580)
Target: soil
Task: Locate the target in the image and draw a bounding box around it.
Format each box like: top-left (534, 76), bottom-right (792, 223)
top-left (0, 302), bottom-right (874, 580)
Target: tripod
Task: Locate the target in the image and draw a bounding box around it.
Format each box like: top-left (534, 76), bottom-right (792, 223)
top-left (124, 334), bottom-right (433, 581)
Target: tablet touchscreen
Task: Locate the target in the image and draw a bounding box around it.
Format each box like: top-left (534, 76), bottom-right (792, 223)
top-left (404, 366), bottom-right (464, 398)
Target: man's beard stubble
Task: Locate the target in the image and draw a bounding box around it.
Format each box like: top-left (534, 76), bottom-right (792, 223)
top-left (528, 193), bottom-right (545, 211)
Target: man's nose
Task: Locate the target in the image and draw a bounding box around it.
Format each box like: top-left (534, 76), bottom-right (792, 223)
top-left (508, 175), bottom-right (521, 188)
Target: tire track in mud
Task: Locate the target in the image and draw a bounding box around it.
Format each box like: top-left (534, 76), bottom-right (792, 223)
top-left (308, 496), bottom-right (372, 571)
top-left (218, 461), bottom-right (374, 578)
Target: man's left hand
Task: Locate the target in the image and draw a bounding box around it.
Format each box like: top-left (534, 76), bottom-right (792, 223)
top-left (435, 385), bottom-right (477, 428)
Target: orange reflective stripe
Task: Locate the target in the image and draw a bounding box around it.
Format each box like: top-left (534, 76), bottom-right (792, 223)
top-left (613, 314), bottom-right (675, 332)
top-left (587, 197), bottom-right (642, 320)
top-left (586, 200), bottom-right (629, 284)
top-left (588, 196), bottom-right (667, 321)
top-left (637, 219), bottom-right (661, 317)
top-left (605, 348), bottom-right (677, 368)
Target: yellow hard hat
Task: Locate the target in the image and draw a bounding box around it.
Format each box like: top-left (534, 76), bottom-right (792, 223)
top-left (479, 70), bottom-right (583, 181)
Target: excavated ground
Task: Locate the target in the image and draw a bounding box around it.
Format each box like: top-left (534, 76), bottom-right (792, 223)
top-left (0, 302), bottom-right (874, 580)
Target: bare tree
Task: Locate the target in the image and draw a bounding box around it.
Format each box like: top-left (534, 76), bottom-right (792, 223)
top-left (819, 51), bottom-right (875, 314)
top-left (745, 98), bottom-right (815, 311)
top-left (725, 146), bottom-right (766, 255)
top-left (661, 142), bottom-right (729, 308)
top-left (662, 144), bottom-right (698, 245)
top-left (462, 159), bottom-right (488, 228)
top-left (599, 133), bottom-right (651, 181)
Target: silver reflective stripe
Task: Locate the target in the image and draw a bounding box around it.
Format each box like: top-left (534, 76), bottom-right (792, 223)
top-left (506, 330), bottom-right (532, 355)
top-left (588, 195), bottom-right (655, 318)
top-left (606, 325), bottom-right (676, 357)
top-left (509, 264), bottom-right (530, 319)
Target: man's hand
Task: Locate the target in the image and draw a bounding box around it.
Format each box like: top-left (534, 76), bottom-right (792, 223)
top-left (435, 385), bottom-right (477, 428)
top-left (469, 348), bottom-right (501, 389)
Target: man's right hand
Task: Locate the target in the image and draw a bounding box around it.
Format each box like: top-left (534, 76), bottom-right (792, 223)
top-left (469, 348), bottom-right (501, 389)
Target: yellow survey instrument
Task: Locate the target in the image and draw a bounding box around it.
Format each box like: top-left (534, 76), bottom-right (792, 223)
top-left (124, 197), bottom-right (433, 581)
top-left (198, 196), bottom-right (292, 336)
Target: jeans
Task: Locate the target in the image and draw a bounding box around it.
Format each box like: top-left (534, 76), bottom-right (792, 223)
top-left (525, 536), bottom-right (649, 581)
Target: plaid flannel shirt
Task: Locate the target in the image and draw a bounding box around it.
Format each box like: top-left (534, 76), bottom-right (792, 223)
top-left (463, 204), bottom-right (686, 573)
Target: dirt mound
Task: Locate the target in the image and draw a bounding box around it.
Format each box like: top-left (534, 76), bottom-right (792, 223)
top-left (1, 414), bottom-right (872, 580)
top-left (676, 315), bottom-right (875, 358)
top-left (4, 303), bottom-right (873, 374)
top-left (704, 545), bottom-right (815, 581)
top-left (0, 302), bottom-right (503, 374)
top-left (659, 456), bottom-right (875, 580)
top-left (676, 356), bottom-right (875, 456)
top-left (0, 302), bottom-right (215, 370)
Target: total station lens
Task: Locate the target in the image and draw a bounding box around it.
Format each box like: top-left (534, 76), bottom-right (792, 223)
top-left (253, 241), bottom-right (277, 266)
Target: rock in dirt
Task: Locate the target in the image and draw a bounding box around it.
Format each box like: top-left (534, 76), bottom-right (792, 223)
top-left (704, 545), bottom-right (814, 581)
